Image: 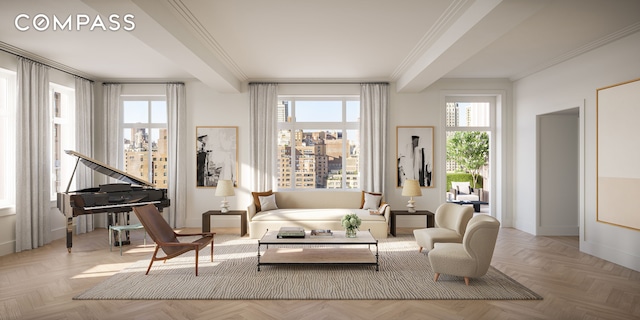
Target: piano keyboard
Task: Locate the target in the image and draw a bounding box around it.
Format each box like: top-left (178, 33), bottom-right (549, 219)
top-left (83, 200), bottom-right (161, 210)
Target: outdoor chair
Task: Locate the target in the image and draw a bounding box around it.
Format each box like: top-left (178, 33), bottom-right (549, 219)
top-left (133, 204), bottom-right (215, 276)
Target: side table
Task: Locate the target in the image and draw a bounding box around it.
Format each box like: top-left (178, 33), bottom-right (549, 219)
top-left (390, 210), bottom-right (434, 236)
top-left (202, 210), bottom-right (247, 236)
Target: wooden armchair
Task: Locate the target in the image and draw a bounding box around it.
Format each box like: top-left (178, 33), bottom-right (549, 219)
top-left (133, 204), bottom-right (215, 276)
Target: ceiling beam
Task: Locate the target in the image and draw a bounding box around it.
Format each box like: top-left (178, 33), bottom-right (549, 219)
top-left (83, 0), bottom-right (242, 92)
top-left (396, 0), bottom-right (549, 93)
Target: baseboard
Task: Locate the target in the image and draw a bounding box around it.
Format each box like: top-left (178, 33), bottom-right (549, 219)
top-left (536, 225), bottom-right (579, 236)
top-left (0, 240), bottom-right (15, 257)
top-left (581, 240), bottom-right (640, 272)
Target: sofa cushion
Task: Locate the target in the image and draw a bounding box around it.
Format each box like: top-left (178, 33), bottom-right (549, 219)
top-left (251, 190), bottom-right (273, 212)
top-left (259, 194), bottom-right (279, 211)
top-left (360, 191), bottom-right (383, 209)
top-left (251, 208), bottom-right (386, 222)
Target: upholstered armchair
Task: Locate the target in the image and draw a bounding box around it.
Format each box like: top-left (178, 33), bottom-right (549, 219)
top-left (428, 214), bottom-right (500, 285)
top-left (413, 203), bottom-right (473, 253)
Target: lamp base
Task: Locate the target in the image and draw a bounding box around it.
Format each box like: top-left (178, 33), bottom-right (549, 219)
top-left (220, 199), bottom-right (229, 213)
top-left (406, 199), bottom-right (416, 213)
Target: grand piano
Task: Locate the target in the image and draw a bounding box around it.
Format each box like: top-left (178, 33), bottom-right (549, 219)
top-left (57, 150), bottom-right (170, 252)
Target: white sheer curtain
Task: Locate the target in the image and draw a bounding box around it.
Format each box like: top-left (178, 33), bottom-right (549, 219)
top-left (249, 83), bottom-right (278, 191)
top-left (103, 84), bottom-right (121, 174)
top-left (166, 83), bottom-right (187, 228)
top-left (360, 83), bottom-right (389, 193)
top-left (74, 77), bottom-right (95, 234)
top-left (15, 58), bottom-right (51, 252)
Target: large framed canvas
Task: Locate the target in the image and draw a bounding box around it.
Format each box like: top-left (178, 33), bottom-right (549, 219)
top-left (196, 126), bottom-right (238, 188)
top-left (597, 78), bottom-right (640, 231)
top-left (396, 126), bottom-right (434, 188)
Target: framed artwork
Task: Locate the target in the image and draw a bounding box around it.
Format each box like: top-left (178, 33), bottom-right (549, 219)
top-left (196, 126), bottom-right (238, 188)
top-left (396, 126), bottom-right (434, 188)
top-left (597, 78), bottom-right (640, 231)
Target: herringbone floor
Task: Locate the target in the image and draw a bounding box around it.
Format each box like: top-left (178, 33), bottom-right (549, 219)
top-left (0, 227), bottom-right (638, 320)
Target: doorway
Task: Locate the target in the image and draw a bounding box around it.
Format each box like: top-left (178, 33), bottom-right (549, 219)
top-left (444, 96), bottom-right (495, 216)
top-left (536, 107), bottom-right (580, 235)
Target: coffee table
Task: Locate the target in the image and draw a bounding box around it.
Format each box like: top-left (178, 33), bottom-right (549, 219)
top-left (257, 229), bottom-right (379, 271)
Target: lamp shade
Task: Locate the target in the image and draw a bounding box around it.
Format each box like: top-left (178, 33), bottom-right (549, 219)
top-left (215, 180), bottom-right (235, 197)
top-left (401, 180), bottom-right (422, 197)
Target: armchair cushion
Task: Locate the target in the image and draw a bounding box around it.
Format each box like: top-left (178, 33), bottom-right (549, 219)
top-left (413, 203), bottom-right (473, 252)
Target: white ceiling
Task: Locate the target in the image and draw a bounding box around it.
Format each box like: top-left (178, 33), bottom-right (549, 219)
top-left (1, 0), bottom-right (639, 93)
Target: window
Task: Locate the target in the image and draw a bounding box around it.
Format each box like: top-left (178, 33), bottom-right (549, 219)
top-left (277, 97), bottom-right (359, 190)
top-left (50, 83), bottom-right (75, 200)
top-left (0, 69), bottom-right (16, 212)
top-left (121, 96), bottom-right (168, 188)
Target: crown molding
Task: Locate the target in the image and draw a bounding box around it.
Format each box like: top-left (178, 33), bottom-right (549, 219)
top-left (166, 0), bottom-right (248, 81)
top-left (512, 22), bottom-right (640, 81)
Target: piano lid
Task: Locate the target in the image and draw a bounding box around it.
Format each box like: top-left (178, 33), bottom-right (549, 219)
top-left (65, 150), bottom-right (155, 188)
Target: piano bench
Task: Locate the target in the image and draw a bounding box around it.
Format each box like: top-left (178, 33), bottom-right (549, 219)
top-left (109, 224), bottom-right (146, 256)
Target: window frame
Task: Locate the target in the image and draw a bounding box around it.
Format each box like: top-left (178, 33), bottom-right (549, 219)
top-left (50, 82), bottom-right (76, 201)
top-left (277, 95), bottom-right (360, 190)
top-left (120, 95), bottom-right (168, 187)
top-left (0, 69), bottom-right (16, 215)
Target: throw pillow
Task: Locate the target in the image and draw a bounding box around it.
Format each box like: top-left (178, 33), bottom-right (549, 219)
top-left (251, 190), bottom-right (273, 212)
top-left (362, 192), bottom-right (383, 210)
top-left (360, 191), bottom-right (383, 209)
top-left (259, 194), bottom-right (279, 211)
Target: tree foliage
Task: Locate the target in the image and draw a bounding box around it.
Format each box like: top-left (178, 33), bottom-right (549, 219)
top-left (446, 131), bottom-right (489, 188)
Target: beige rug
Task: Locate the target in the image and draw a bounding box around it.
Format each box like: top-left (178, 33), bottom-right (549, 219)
top-left (74, 234), bottom-right (542, 300)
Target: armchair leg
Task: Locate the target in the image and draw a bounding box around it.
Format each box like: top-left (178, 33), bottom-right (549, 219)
top-left (464, 277), bottom-right (470, 286)
top-left (146, 246), bottom-right (160, 275)
top-left (434, 273), bottom-right (440, 282)
top-left (418, 247), bottom-right (423, 253)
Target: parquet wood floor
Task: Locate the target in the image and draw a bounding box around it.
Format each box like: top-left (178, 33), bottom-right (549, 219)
top-left (0, 227), bottom-right (638, 320)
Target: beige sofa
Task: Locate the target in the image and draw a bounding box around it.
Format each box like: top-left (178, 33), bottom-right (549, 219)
top-left (247, 191), bottom-right (390, 239)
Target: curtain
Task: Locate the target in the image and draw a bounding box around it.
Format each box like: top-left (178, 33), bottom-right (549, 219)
top-left (103, 84), bottom-right (121, 176)
top-left (74, 77), bottom-right (95, 234)
top-left (249, 83), bottom-right (278, 191)
top-left (15, 58), bottom-right (51, 252)
top-left (166, 83), bottom-right (187, 228)
top-left (360, 83), bottom-right (389, 193)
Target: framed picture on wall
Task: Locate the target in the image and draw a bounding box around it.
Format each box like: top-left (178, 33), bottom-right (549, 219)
top-left (396, 126), bottom-right (434, 188)
top-left (196, 126), bottom-right (238, 188)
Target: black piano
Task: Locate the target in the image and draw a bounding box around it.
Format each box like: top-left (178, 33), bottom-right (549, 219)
top-left (57, 150), bottom-right (170, 252)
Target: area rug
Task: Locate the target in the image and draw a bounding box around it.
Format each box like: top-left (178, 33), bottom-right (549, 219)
top-left (74, 234), bottom-right (542, 300)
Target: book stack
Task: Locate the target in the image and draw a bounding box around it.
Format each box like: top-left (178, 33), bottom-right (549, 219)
top-left (310, 229), bottom-right (333, 238)
top-left (277, 227), bottom-right (305, 238)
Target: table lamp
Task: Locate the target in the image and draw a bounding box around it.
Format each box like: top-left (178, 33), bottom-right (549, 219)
top-left (402, 179), bottom-right (422, 213)
top-left (215, 180), bottom-right (235, 213)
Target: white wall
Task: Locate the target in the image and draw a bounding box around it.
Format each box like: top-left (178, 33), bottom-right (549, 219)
top-left (514, 31), bottom-right (640, 271)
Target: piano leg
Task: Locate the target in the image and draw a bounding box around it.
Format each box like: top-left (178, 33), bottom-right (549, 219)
top-left (66, 216), bottom-right (73, 253)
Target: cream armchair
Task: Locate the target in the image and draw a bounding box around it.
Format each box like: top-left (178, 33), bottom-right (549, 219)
top-left (413, 203), bottom-right (473, 253)
top-left (428, 214), bottom-right (500, 285)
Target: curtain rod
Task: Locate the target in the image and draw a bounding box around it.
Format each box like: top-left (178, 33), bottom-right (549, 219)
top-left (249, 81), bottom-right (389, 85)
top-left (102, 81), bottom-right (185, 85)
top-left (0, 47), bottom-right (94, 83)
